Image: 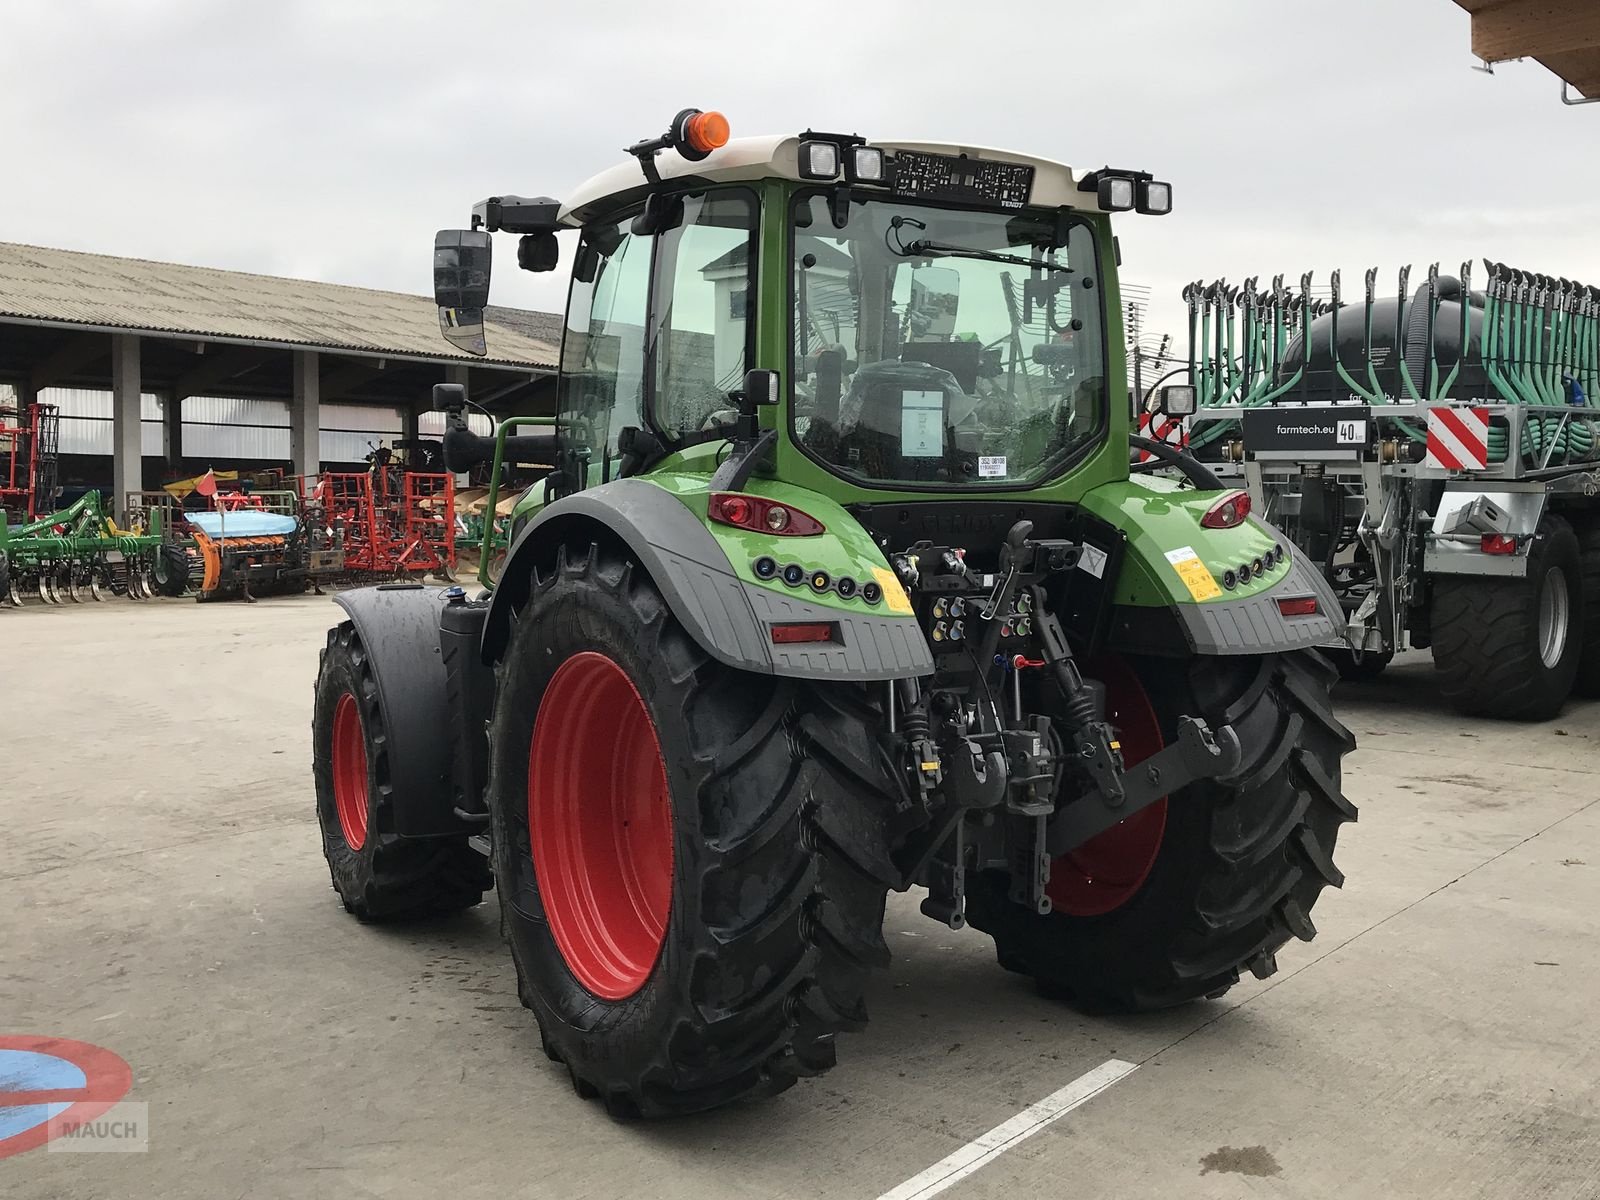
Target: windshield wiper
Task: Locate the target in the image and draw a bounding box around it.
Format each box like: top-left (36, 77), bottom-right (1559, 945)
top-left (896, 238), bottom-right (1074, 274)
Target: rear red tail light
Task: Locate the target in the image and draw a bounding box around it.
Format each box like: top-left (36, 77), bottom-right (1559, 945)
top-left (709, 492), bottom-right (825, 536)
top-left (1200, 490), bottom-right (1251, 530)
top-left (1480, 534), bottom-right (1518, 555)
top-left (769, 622), bottom-right (838, 645)
top-left (1277, 596), bottom-right (1319, 617)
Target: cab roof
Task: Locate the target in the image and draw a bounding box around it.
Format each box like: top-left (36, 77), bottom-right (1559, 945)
top-left (556, 134), bottom-right (1099, 227)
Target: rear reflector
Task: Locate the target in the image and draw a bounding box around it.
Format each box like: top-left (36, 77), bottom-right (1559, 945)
top-left (1277, 596), bottom-right (1318, 617)
top-left (770, 622), bottom-right (838, 645)
top-left (1480, 533), bottom-right (1518, 555)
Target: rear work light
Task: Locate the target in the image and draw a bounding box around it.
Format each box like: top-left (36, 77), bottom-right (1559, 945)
top-left (1277, 596), bottom-right (1319, 617)
top-left (1200, 490), bottom-right (1252, 530)
top-left (770, 621), bottom-right (838, 645)
top-left (1480, 534), bottom-right (1518, 555)
top-left (708, 492), bottom-right (825, 536)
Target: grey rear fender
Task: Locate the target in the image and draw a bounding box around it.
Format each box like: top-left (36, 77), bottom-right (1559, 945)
top-left (480, 479), bottom-right (934, 681)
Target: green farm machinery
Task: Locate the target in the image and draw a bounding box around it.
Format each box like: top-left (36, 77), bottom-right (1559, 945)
top-left (1178, 261), bottom-right (1600, 717)
top-left (0, 491), bottom-right (187, 606)
top-left (310, 109), bottom-right (1356, 1116)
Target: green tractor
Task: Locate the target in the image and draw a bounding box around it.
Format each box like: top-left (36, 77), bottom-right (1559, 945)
top-left (311, 110), bottom-right (1356, 1117)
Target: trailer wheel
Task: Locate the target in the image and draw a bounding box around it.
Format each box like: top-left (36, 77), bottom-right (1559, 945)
top-left (966, 651), bottom-right (1355, 1012)
top-left (1572, 521), bottom-right (1600, 698)
top-left (312, 622), bottom-right (492, 920)
top-left (152, 545), bottom-right (191, 597)
top-left (1430, 514), bottom-right (1581, 720)
top-left (487, 544), bottom-right (896, 1117)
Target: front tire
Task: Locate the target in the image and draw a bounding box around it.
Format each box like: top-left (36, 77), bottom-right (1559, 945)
top-left (312, 622), bottom-right (492, 920)
top-left (966, 650), bottom-right (1356, 1012)
top-left (1430, 514), bottom-right (1581, 720)
top-left (488, 545), bottom-right (897, 1117)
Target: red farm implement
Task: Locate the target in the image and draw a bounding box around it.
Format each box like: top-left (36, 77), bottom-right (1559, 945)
top-left (309, 467), bottom-right (455, 580)
top-left (1, 399), bottom-right (59, 522)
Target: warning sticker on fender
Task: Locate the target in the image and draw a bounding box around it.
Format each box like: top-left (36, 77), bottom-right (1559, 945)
top-left (871, 567), bottom-right (914, 614)
top-left (1163, 545), bottom-right (1223, 602)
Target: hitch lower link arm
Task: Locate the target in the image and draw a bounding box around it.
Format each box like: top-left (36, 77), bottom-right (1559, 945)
top-left (1046, 715), bottom-right (1243, 856)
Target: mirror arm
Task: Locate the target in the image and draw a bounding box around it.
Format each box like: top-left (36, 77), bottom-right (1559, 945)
top-left (709, 429), bottom-right (777, 493)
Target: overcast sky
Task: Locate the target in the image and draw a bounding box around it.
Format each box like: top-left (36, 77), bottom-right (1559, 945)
top-left (4, 0), bottom-right (1596, 353)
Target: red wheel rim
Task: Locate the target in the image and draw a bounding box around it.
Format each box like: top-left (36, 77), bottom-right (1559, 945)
top-left (528, 652), bottom-right (674, 1001)
top-left (331, 692), bottom-right (370, 850)
top-left (1047, 655), bottom-right (1167, 916)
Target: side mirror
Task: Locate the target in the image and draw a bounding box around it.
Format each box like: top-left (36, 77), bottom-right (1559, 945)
top-left (432, 383), bottom-right (467, 413)
top-left (434, 230), bottom-right (492, 309)
top-left (435, 230), bottom-right (492, 357)
top-left (1156, 384), bottom-right (1197, 417)
top-left (742, 369), bottom-right (781, 407)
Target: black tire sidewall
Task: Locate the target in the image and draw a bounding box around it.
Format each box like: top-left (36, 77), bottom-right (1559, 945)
top-left (968, 652), bottom-right (1349, 1009)
top-left (312, 638), bottom-right (381, 900)
top-left (490, 560), bottom-right (713, 1066)
top-left (1529, 518), bottom-right (1582, 691)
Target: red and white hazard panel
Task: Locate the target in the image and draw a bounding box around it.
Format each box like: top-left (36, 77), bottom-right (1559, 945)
top-left (1136, 412), bottom-right (1189, 462)
top-left (1423, 406), bottom-right (1489, 471)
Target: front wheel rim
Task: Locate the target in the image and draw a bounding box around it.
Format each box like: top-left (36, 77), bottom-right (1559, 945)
top-left (528, 651), bottom-right (674, 1001)
top-left (331, 692), bottom-right (370, 850)
top-left (1539, 565), bottom-right (1570, 670)
top-left (1047, 654), bottom-right (1168, 917)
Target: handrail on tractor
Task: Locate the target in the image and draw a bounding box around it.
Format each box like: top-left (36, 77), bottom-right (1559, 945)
top-left (478, 416), bottom-right (558, 590)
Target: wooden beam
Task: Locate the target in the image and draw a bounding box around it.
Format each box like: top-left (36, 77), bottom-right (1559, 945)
top-left (1540, 48), bottom-right (1600, 97)
top-left (173, 346), bottom-right (269, 401)
top-left (1467, 0), bottom-right (1600, 63)
top-left (29, 332), bottom-right (107, 390)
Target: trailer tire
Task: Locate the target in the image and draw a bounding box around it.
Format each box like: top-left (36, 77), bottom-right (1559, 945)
top-left (966, 650), bottom-right (1355, 1012)
top-left (1573, 521), bottom-right (1600, 698)
top-left (152, 544), bottom-right (191, 597)
top-left (312, 621), bottom-right (492, 920)
top-left (1430, 514), bottom-right (1581, 720)
top-left (487, 544), bottom-right (896, 1117)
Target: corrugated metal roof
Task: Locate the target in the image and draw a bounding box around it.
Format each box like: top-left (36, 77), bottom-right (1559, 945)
top-left (0, 241), bottom-right (561, 370)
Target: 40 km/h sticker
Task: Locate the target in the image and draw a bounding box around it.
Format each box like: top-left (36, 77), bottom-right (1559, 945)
top-left (1164, 546), bottom-right (1222, 602)
top-left (0, 1036), bottom-right (133, 1160)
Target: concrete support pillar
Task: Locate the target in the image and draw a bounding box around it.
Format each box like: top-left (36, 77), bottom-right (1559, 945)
top-left (161, 391), bottom-right (182, 470)
top-left (290, 350), bottom-right (320, 480)
top-left (111, 334), bottom-right (142, 521)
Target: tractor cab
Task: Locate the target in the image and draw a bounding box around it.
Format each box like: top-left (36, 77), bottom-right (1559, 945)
top-left (432, 110), bottom-right (1175, 538)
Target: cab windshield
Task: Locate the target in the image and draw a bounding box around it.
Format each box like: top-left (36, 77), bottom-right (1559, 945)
top-left (792, 195), bottom-right (1106, 488)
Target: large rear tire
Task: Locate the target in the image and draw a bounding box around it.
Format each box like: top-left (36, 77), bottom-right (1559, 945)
top-left (1430, 514), bottom-right (1581, 720)
top-left (487, 545), bottom-right (897, 1117)
top-left (312, 622), bottom-right (492, 920)
top-left (1572, 520), bottom-right (1600, 698)
top-left (966, 650), bottom-right (1355, 1012)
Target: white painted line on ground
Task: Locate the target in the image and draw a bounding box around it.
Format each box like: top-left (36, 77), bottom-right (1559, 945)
top-left (875, 1058), bottom-right (1139, 1200)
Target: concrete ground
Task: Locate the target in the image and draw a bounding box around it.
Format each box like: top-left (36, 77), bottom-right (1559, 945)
top-left (5, 595), bottom-right (1600, 1199)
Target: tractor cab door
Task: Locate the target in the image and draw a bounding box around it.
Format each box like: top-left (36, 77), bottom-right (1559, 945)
top-left (554, 189), bottom-right (757, 493)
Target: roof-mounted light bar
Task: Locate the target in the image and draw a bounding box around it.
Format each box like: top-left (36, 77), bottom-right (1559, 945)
top-left (1079, 167), bottom-right (1173, 216)
top-left (798, 129), bottom-right (882, 185)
